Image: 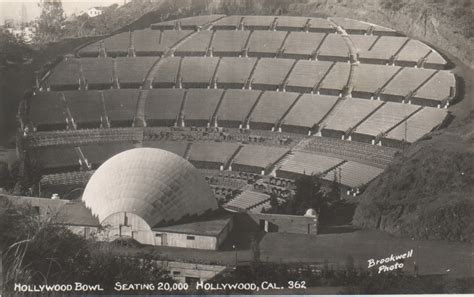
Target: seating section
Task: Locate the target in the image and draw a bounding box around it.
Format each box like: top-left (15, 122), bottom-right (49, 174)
top-left (383, 68), bottom-right (436, 100)
top-left (323, 161), bottom-right (384, 188)
top-left (318, 34), bottom-right (348, 60)
top-left (175, 30), bottom-right (213, 55)
top-left (249, 91), bottom-right (299, 128)
top-left (216, 57), bottom-right (256, 87)
top-left (157, 30), bottom-right (194, 50)
top-left (29, 92), bottom-right (67, 129)
top-left (286, 60), bottom-right (333, 92)
top-left (282, 94), bottom-right (339, 131)
top-left (276, 16), bottom-right (309, 30)
top-left (63, 91), bottom-right (103, 128)
top-left (116, 57), bottom-right (156, 86)
top-left (212, 15), bottom-right (242, 29)
top-left (299, 136), bottom-right (397, 168)
top-left (278, 151), bottom-right (344, 176)
top-left (396, 39), bottom-right (432, 65)
top-left (46, 59), bottom-right (81, 89)
top-left (183, 89), bottom-right (224, 124)
top-left (145, 89), bottom-right (185, 125)
top-left (152, 57), bottom-right (180, 87)
top-left (152, 15), bottom-right (225, 29)
top-left (133, 29), bottom-right (162, 55)
top-left (352, 64), bottom-right (401, 97)
top-left (29, 147), bottom-right (79, 170)
top-left (81, 143), bottom-right (134, 166)
top-left (350, 34), bottom-right (378, 54)
top-left (283, 32), bottom-right (326, 58)
top-left (233, 145), bottom-right (289, 172)
top-left (384, 107), bottom-right (447, 143)
top-left (211, 30), bottom-right (251, 55)
top-left (225, 190), bottom-right (270, 210)
top-left (215, 89), bottom-right (261, 127)
top-left (354, 102), bottom-right (419, 138)
top-left (243, 16), bottom-right (276, 29)
top-left (413, 71), bottom-right (455, 106)
top-left (308, 18), bottom-right (335, 32)
top-left (331, 17), bottom-right (371, 34)
top-left (81, 58), bottom-right (114, 88)
top-left (40, 171), bottom-right (94, 186)
top-left (102, 89), bottom-right (139, 125)
top-left (80, 32), bottom-right (130, 56)
top-left (358, 36), bottom-right (408, 63)
top-left (252, 58), bottom-right (294, 89)
top-left (188, 142), bottom-right (239, 165)
top-left (247, 31), bottom-right (286, 56)
top-left (142, 141), bottom-right (187, 157)
top-left (181, 57), bottom-right (219, 87)
top-left (323, 99), bottom-right (383, 134)
top-left (320, 62), bottom-right (350, 93)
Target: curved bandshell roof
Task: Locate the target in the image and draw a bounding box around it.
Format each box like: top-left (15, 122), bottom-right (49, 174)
top-left (82, 148), bottom-right (218, 226)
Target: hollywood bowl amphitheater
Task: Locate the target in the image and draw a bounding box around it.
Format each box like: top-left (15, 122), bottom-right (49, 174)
top-left (17, 15), bottom-right (456, 252)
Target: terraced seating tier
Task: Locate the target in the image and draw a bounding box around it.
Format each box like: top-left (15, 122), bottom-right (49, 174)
top-left (243, 16), bottom-right (276, 29)
top-left (396, 39), bottom-right (432, 65)
top-left (175, 30), bottom-right (213, 55)
top-left (45, 59), bottom-right (81, 89)
top-left (352, 64), bottom-right (401, 97)
top-left (323, 99), bottom-right (383, 135)
top-left (283, 32), bottom-right (326, 58)
top-left (331, 17), bottom-right (371, 34)
top-left (318, 33), bottom-right (349, 60)
top-left (81, 58), bottom-right (114, 87)
top-left (282, 94), bottom-right (339, 132)
top-left (216, 57), bottom-right (257, 87)
top-left (103, 89), bottom-right (139, 125)
top-left (211, 30), bottom-right (251, 55)
top-left (276, 16), bottom-right (309, 30)
top-left (116, 57), bottom-right (157, 86)
top-left (81, 143), bottom-right (135, 166)
top-left (251, 58), bottom-right (294, 89)
top-left (319, 62), bottom-right (350, 94)
top-left (278, 151), bottom-right (344, 177)
top-left (323, 161), bottom-right (384, 188)
top-left (142, 141), bottom-right (187, 157)
top-left (29, 92), bottom-right (67, 129)
top-left (354, 102), bottom-right (419, 140)
top-left (384, 107), bottom-right (447, 143)
top-left (188, 142), bottom-right (240, 166)
top-left (30, 147), bottom-right (79, 170)
top-left (249, 91), bottom-right (299, 129)
top-left (383, 68), bottom-right (436, 100)
top-left (413, 71), bottom-right (455, 106)
top-left (80, 32), bottom-right (130, 56)
top-left (63, 91), bottom-right (103, 128)
top-left (183, 89), bottom-right (224, 125)
top-left (247, 31), bottom-right (287, 56)
top-left (152, 57), bottom-right (180, 87)
top-left (349, 34), bottom-right (378, 54)
top-left (212, 15), bottom-right (242, 29)
top-left (225, 190), bottom-right (270, 210)
top-left (133, 29), bottom-right (162, 55)
top-left (144, 89), bottom-right (186, 125)
top-left (40, 171), bottom-right (94, 186)
top-left (152, 15), bottom-right (225, 29)
top-left (299, 136), bottom-right (397, 168)
top-left (286, 60), bottom-right (333, 92)
top-left (215, 89), bottom-right (261, 127)
top-left (181, 57), bottom-right (219, 87)
top-left (232, 145), bottom-right (289, 173)
top-left (358, 36), bottom-right (408, 62)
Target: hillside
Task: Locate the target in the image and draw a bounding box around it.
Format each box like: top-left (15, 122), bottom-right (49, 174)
top-left (353, 111), bottom-right (474, 242)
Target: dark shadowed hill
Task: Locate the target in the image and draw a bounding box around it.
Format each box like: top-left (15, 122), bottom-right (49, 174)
top-left (353, 112), bottom-right (474, 242)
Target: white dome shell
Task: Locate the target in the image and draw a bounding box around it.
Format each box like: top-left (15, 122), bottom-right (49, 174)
top-left (82, 148), bottom-right (218, 226)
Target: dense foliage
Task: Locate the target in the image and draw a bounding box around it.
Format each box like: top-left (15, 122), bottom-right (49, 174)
top-left (0, 198), bottom-right (173, 294)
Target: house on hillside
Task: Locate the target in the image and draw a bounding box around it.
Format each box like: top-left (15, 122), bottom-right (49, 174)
top-left (85, 7), bottom-right (106, 18)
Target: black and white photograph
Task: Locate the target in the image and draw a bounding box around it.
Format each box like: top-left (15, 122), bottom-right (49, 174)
top-left (0, 0), bottom-right (472, 295)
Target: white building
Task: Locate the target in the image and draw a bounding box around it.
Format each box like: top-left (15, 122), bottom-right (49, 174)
top-left (85, 7), bottom-right (105, 18)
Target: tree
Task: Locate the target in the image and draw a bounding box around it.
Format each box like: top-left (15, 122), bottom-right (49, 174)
top-left (35, 0), bottom-right (65, 43)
